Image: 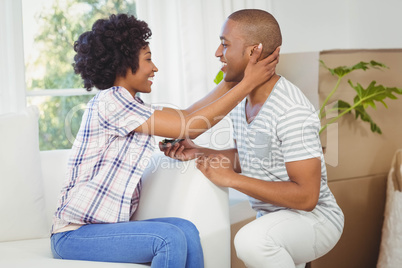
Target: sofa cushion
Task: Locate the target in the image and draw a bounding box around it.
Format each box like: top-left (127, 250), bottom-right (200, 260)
top-left (0, 238), bottom-right (149, 268)
top-left (0, 106), bottom-right (49, 241)
top-left (0, 238), bottom-right (141, 267)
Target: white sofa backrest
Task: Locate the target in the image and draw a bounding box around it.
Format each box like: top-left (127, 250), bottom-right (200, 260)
top-left (40, 149), bottom-right (71, 226)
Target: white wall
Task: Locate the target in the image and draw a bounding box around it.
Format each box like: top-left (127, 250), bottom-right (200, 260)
top-left (347, 0), bottom-right (402, 49)
top-left (272, 0), bottom-right (402, 54)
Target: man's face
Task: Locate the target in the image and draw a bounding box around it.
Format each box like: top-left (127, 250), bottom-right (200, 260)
top-left (215, 19), bottom-right (250, 82)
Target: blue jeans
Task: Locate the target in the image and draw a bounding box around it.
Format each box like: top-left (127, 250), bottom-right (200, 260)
top-left (51, 217), bottom-right (204, 268)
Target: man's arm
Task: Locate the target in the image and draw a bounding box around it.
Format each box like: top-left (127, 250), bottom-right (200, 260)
top-left (196, 155), bottom-right (321, 211)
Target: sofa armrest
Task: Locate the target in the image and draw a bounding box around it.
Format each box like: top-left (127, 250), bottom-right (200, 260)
top-left (132, 152), bottom-right (231, 268)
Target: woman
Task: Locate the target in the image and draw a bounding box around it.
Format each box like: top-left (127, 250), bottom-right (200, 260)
top-left (50, 13), bottom-right (278, 267)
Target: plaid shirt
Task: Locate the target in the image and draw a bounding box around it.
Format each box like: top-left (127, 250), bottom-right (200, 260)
top-left (52, 87), bottom-right (156, 232)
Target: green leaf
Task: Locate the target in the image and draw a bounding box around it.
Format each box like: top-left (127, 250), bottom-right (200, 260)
top-left (214, 70), bottom-right (224, 84)
top-left (334, 100), bottom-right (352, 112)
top-left (319, 60), bottom-right (336, 76)
top-left (369, 60), bottom-right (388, 70)
top-left (353, 105), bottom-right (382, 134)
top-left (320, 60), bottom-right (388, 79)
top-left (348, 80), bottom-right (364, 98)
top-left (349, 80), bottom-right (402, 109)
top-left (346, 80), bottom-right (402, 133)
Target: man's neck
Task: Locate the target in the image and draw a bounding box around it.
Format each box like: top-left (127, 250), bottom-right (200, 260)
top-left (246, 74), bottom-right (280, 106)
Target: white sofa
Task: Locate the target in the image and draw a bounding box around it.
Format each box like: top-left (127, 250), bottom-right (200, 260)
top-left (0, 107), bottom-right (231, 268)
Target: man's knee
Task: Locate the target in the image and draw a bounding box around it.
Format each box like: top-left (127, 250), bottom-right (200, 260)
top-left (234, 223), bottom-right (282, 265)
top-left (235, 224), bottom-right (263, 261)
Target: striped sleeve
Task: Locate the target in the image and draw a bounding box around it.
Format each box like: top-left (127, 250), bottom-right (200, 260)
top-left (277, 105), bottom-right (322, 162)
top-left (97, 87), bottom-right (154, 136)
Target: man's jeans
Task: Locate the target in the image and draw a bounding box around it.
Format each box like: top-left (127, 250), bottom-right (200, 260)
top-left (51, 217), bottom-right (204, 268)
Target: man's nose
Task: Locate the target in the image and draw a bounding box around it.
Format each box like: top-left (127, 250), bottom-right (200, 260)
top-left (215, 44), bottom-right (223, 58)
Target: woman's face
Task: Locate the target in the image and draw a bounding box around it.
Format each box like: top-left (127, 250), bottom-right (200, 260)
top-left (116, 46), bottom-right (158, 96)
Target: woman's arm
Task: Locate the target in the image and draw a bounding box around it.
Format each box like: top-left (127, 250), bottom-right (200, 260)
top-left (155, 80), bottom-right (236, 118)
top-left (135, 45), bottom-right (278, 139)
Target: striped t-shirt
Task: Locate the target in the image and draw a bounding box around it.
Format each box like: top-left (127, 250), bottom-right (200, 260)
top-left (230, 76), bottom-right (344, 232)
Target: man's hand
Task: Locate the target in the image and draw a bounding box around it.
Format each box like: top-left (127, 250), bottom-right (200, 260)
top-left (159, 139), bottom-right (201, 161)
top-left (196, 154), bottom-right (235, 187)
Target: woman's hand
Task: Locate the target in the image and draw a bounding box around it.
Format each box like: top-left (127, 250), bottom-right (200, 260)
top-left (243, 45), bottom-right (280, 89)
top-left (159, 139), bottom-right (201, 161)
top-left (196, 154), bottom-right (235, 187)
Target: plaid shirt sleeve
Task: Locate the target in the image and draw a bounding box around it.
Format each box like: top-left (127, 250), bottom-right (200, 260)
top-left (52, 87), bottom-right (156, 232)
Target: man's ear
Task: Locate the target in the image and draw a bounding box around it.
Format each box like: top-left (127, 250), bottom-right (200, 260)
top-left (249, 45), bottom-right (264, 61)
top-left (248, 45), bottom-right (258, 57)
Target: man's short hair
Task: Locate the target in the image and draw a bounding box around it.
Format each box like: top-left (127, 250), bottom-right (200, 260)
top-left (228, 9), bottom-right (282, 58)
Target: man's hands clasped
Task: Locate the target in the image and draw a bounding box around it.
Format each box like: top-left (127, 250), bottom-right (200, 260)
top-left (196, 154), bottom-right (234, 187)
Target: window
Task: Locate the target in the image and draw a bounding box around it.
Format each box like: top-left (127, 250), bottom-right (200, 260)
top-left (22, 0), bottom-right (137, 150)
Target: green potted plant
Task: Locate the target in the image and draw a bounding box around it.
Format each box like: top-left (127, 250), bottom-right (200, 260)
top-left (319, 60), bottom-right (402, 135)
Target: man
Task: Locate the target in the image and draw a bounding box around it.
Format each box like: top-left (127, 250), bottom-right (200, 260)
top-left (161, 9), bottom-right (344, 268)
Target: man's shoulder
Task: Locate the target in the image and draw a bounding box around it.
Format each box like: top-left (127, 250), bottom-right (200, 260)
top-left (273, 76), bottom-right (315, 112)
top-left (274, 76), bottom-right (303, 98)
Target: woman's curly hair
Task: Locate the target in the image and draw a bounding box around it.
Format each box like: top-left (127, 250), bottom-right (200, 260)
top-left (73, 14), bottom-right (152, 91)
